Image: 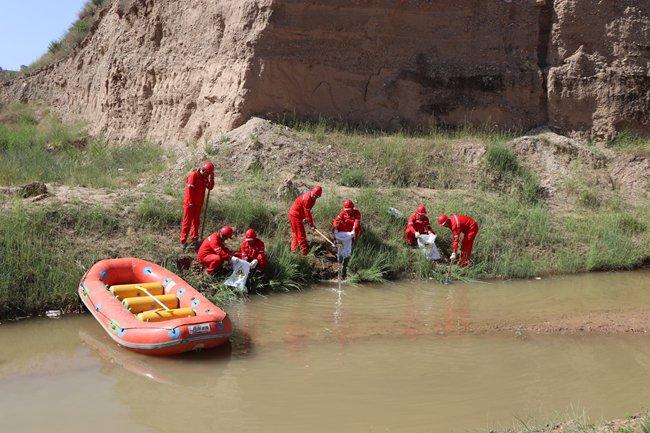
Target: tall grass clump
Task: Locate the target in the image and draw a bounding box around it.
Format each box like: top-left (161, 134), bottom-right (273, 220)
top-left (339, 168), bottom-right (368, 187)
top-left (484, 143), bottom-right (542, 204)
top-left (564, 210), bottom-right (649, 271)
top-left (208, 194), bottom-right (281, 236)
top-left (0, 204), bottom-right (117, 320)
top-left (263, 241), bottom-right (313, 292)
top-left (134, 197), bottom-right (181, 229)
top-left (608, 131), bottom-right (650, 156)
top-left (0, 104), bottom-right (163, 187)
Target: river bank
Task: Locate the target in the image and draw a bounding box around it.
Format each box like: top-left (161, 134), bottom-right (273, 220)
top-left (0, 103), bottom-right (649, 321)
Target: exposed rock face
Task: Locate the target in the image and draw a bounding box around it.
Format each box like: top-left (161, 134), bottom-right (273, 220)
top-left (547, 0), bottom-right (650, 139)
top-left (246, 0), bottom-right (545, 131)
top-left (0, 0), bottom-right (274, 142)
top-left (0, 0), bottom-right (648, 143)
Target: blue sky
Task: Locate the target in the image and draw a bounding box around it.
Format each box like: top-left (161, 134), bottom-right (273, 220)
top-left (0, 0), bottom-right (87, 70)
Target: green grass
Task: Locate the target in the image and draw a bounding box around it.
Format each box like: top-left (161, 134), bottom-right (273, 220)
top-left (484, 143), bottom-right (542, 204)
top-left (134, 197), bottom-right (181, 229)
top-left (608, 131), bottom-right (650, 156)
top-left (0, 203), bottom-right (123, 320)
top-left (1, 109), bottom-right (648, 320)
top-left (0, 103), bottom-right (164, 187)
top-left (339, 168), bottom-right (368, 187)
top-left (289, 118), bottom-right (517, 188)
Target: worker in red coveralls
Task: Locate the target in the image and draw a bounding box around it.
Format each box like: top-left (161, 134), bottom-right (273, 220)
top-left (197, 226), bottom-right (234, 275)
top-left (437, 214), bottom-right (479, 267)
top-left (288, 185), bottom-right (322, 255)
top-left (404, 204), bottom-right (435, 246)
top-left (332, 199), bottom-right (362, 269)
top-left (235, 228), bottom-right (268, 272)
top-left (180, 161), bottom-right (215, 251)
top-left (333, 199), bottom-right (362, 239)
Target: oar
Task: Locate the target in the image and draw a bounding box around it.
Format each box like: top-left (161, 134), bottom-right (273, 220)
top-left (199, 188), bottom-right (211, 242)
top-left (312, 226), bottom-right (336, 248)
top-left (135, 285), bottom-right (171, 311)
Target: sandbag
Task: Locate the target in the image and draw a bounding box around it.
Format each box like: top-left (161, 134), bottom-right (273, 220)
top-left (334, 230), bottom-right (354, 261)
top-left (225, 259), bottom-right (251, 293)
top-left (417, 233), bottom-right (442, 261)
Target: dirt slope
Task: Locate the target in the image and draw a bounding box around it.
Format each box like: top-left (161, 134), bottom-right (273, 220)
top-left (1, 0), bottom-right (648, 142)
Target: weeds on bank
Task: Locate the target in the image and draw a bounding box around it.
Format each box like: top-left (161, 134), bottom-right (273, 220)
top-left (608, 131), bottom-right (650, 156)
top-left (0, 103), bottom-right (163, 187)
top-left (0, 203), bottom-right (126, 320)
top-left (484, 143), bottom-right (542, 204)
top-left (134, 197), bottom-right (181, 229)
top-left (288, 117), bottom-right (517, 188)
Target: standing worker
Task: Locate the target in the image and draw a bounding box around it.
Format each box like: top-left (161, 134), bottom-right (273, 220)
top-left (197, 226), bottom-right (234, 275)
top-left (180, 161), bottom-right (215, 251)
top-left (288, 186), bottom-right (322, 255)
top-left (235, 228), bottom-right (268, 272)
top-left (437, 214), bottom-right (479, 267)
top-left (404, 204), bottom-right (435, 246)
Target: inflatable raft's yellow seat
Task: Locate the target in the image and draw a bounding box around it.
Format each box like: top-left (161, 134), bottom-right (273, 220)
top-left (137, 308), bottom-right (196, 322)
top-left (110, 282), bottom-right (164, 300)
top-left (123, 294), bottom-right (179, 314)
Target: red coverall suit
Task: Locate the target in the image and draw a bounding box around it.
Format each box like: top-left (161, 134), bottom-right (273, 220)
top-left (288, 192), bottom-right (317, 255)
top-left (449, 214), bottom-right (479, 267)
top-left (197, 232), bottom-right (232, 275)
top-left (235, 239), bottom-right (268, 271)
top-left (333, 209), bottom-right (362, 238)
top-left (404, 213), bottom-right (434, 246)
top-left (180, 170), bottom-right (214, 244)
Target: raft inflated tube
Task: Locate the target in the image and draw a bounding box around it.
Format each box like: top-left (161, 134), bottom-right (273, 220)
top-left (110, 282), bottom-right (164, 300)
top-left (123, 294), bottom-right (179, 314)
top-left (137, 308), bottom-right (196, 322)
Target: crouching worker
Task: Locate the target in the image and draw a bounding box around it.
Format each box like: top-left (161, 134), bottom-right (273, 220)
top-left (197, 226), bottom-right (234, 275)
top-left (437, 214), bottom-right (479, 267)
top-left (405, 204), bottom-right (441, 261)
top-left (404, 204), bottom-right (435, 246)
top-left (332, 199), bottom-right (362, 262)
top-left (235, 228), bottom-right (268, 272)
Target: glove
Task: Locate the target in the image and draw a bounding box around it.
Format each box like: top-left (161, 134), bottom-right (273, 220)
top-left (450, 252), bottom-right (457, 262)
top-left (250, 259), bottom-right (258, 269)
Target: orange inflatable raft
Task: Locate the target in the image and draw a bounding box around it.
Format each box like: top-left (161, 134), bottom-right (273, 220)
top-left (79, 258), bottom-right (232, 356)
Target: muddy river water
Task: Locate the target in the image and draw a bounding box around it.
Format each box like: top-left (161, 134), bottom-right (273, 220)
top-left (1, 271), bottom-right (649, 433)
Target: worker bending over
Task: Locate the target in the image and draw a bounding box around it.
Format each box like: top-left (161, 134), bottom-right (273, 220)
top-left (235, 228), bottom-right (268, 271)
top-left (180, 161), bottom-right (215, 251)
top-left (332, 199), bottom-right (362, 262)
top-left (288, 186), bottom-right (322, 255)
top-left (197, 226), bottom-right (234, 275)
top-left (404, 204), bottom-right (435, 246)
top-left (437, 214), bottom-right (479, 267)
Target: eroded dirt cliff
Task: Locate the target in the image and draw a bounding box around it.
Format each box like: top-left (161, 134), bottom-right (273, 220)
top-left (0, 0), bottom-right (647, 143)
